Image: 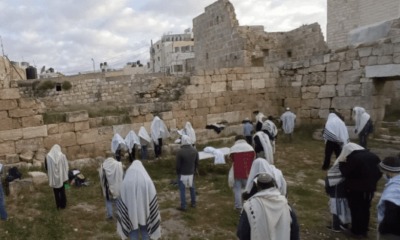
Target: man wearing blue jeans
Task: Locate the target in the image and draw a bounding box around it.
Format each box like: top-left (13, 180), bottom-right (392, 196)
top-left (176, 135), bottom-right (199, 211)
top-left (0, 164), bottom-right (8, 221)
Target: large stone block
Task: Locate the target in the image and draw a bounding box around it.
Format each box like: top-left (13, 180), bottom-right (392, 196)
top-left (19, 98), bottom-right (38, 109)
top-left (345, 84), bottom-right (362, 97)
top-left (0, 88), bottom-right (20, 100)
top-left (251, 79), bottom-right (265, 89)
top-left (326, 62), bottom-right (340, 72)
top-left (185, 85), bottom-right (204, 94)
top-left (61, 132), bottom-right (77, 147)
top-left (0, 141), bottom-right (15, 155)
top-left (44, 134), bottom-right (61, 149)
top-left (76, 129), bottom-right (100, 145)
top-left (59, 123), bottom-right (75, 133)
top-left (326, 72), bottom-right (338, 85)
top-left (0, 111), bottom-right (7, 119)
top-left (340, 61), bottom-right (353, 71)
top-left (0, 100), bottom-right (18, 111)
top-left (20, 149), bottom-right (34, 162)
top-left (320, 98), bottom-right (331, 109)
top-left (301, 92), bottom-right (317, 99)
top-left (21, 115), bottom-right (43, 127)
top-left (8, 179), bottom-right (34, 198)
top-left (0, 129), bottom-right (22, 142)
top-left (23, 125), bottom-right (47, 139)
top-left (358, 47), bottom-right (372, 57)
top-left (338, 70), bottom-right (362, 85)
top-left (15, 138), bottom-right (43, 153)
top-left (305, 72), bottom-right (325, 86)
top-left (0, 118), bottom-right (13, 131)
top-left (211, 82), bottom-right (226, 92)
top-left (318, 85), bottom-right (336, 98)
top-left (309, 64), bottom-right (326, 72)
top-left (303, 99), bottom-right (321, 108)
top-left (27, 171), bottom-right (48, 185)
top-left (74, 121), bottom-right (90, 131)
top-left (65, 111), bottom-right (89, 123)
top-left (47, 124), bottom-right (59, 134)
top-left (232, 80), bottom-right (245, 91)
top-left (366, 64), bottom-right (400, 78)
top-left (8, 108), bottom-right (35, 118)
top-left (6, 154), bottom-right (19, 164)
top-left (223, 111), bottom-right (240, 124)
top-left (332, 97), bottom-right (361, 110)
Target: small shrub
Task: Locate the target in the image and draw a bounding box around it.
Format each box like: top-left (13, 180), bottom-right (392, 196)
top-left (43, 112), bottom-right (66, 124)
top-left (37, 80), bottom-right (55, 91)
top-left (62, 81), bottom-right (72, 90)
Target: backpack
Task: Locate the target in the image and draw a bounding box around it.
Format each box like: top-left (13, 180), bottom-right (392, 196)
top-left (6, 167), bottom-right (22, 183)
top-left (68, 169), bottom-right (87, 187)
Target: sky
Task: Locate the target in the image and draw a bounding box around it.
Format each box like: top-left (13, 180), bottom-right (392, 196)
top-left (0, 0), bottom-right (326, 75)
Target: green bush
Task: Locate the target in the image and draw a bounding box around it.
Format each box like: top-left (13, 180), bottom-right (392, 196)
top-left (37, 80), bottom-right (55, 91)
top-left (62, 81), bottom-right (72, 90)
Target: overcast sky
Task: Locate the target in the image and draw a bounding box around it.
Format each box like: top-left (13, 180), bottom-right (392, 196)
top-left (0, 0), bottom-right (326, 75)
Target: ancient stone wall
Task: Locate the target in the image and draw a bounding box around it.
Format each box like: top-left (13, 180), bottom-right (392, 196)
top-left (327, 0), bottom-right (400, 50)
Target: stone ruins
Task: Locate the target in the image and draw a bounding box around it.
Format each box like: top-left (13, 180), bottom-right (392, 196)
top-left (0, 0), bottom-right (400, 166)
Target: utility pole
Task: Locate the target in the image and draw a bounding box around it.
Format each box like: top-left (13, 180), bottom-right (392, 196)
top-left (91, 58), bottom-right (95, 72)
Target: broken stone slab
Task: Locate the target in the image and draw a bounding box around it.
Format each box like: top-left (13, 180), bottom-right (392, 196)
top-left (27, 171), bottom-right (48, 185)
top-left (19, 150), bottom-right (34, 163)
top-left (34, 148), bottom-right (47, 162)
top-left (8, 178), bottom-right (34, 198)
top-left (65, 110), bottom-right (89, 123)
top-left (6, 154), bottom-right (19, 164)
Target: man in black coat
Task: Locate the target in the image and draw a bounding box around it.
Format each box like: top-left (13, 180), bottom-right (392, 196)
top-left (338, 143), bottom-right (382, 238)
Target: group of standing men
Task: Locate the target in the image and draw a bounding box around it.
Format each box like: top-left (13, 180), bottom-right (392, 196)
top-left (322, 106), bottom-right (399, 239)
top-left (232, 108), bottom-right (298, 239)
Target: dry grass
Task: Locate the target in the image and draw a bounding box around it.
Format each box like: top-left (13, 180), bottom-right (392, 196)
top-left (0, 126), bottom-right (397, 240)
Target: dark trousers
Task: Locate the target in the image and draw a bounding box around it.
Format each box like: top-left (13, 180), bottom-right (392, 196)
top-left (245, 136), bottom-right (252, 145)
top-left (347, 191), bottom-right (374, 236)
top-left (128, 145), bottom-right (136, 163)
top-left (53, 186), bottom-right (67, 209)
top-left (154, 138), bottom-right (163, 158)
top-left (323, 141), bottom-right (342, 169)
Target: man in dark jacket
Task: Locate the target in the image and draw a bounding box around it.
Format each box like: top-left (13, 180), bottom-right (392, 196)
top-left (176, 135), bottom-right (199, 211)
top-left (338, 143), bottom-right (382, 238)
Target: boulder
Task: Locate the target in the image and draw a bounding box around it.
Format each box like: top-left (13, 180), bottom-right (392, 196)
top-left (27, 171), bottom-right (48, 185)
top-left (20, 150), bottom-right (34, 163)
top-left (8, 178), bottom-right (34, 198)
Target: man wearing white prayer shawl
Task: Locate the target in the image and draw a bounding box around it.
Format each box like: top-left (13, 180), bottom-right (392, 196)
top-left (111, 133), bottom-right (127, 162)
top-left (229, 135), bottom-right (255, 210)
top-left (253, 131), bottom-right (274, 164)
top-left (178, 121), bottom-right (196, 146)
top-left (237, 173), bottom-right (299, 240)
top-left (280, 108), bottom-right (296, 140)
top-left (125, 130), bottom-right (141, 162)
top-left (138, 127), bottom-right (151, 160)
top-left (322, 113), bottom-right (349, 170)
top-left (262, 118), bottom-right (278, 153)
top-left (150, 116), bottom-right (170, 159)
top-left (176, 135), bottom-right (199, 211)
top-left (45, 144), bottom-right (69, 209)
top-left (254, 111), bottom-right (266, 132)
top-left (352, 107), bottom-right (373, 148)
top-left (117, 160), bottom-right (161, 240)
top-left (99, 157), bottom-right (123, 220)
top-left (243, 158), bottom-right (287, 199)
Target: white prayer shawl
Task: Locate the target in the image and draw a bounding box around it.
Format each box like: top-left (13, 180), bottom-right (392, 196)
top-left (336, 142), bottom-right (364, 163)
top-left (111, 133), bottom-right (127, 154)
top-left (46, 144), bottom-right (69, 188)
top-left (245, 158), bottom-right (287, 196)
top-left (255, 112), bottom-right (266, 124)
top-left (180, 175), bottom-right (194, 188)
top-left (229, 139), bottom-right (254, 154)
top-left (280, 111), bottom-right (296, 134)
top-left (204, 146), bottom-right (225, 164)
top-left (150, 116), bottom-right (170, 144)
top-left (254, 132), bottom-right (274, 164)
top-left (243, 187), bottom-right (291, 240)
top-left (262, 120), bottom-right (278, 137)
top-left (181, 135), bottom-right (192, 145)
top-left (117, 161), bottom-right (161, 240)
top-left (124, 130), bottom-right (141, 154)
top-left (181, 122), bottom-right (196, 144)
top-left (138, 126), bottom-right (152, 144)
top-left (323, 113), bottom-right (349, 145)
top-left (352, 107), bottom-right (370, 134)
top-left (99, 157), bottom-right (123, 199)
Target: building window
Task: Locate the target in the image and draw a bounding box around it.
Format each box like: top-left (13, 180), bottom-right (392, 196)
top-left (175, 47), bottom-right (180, 52)
top-left (287, 50), bottom-right (292, 58)
top-left (174, 65), bottom-right (183, 72)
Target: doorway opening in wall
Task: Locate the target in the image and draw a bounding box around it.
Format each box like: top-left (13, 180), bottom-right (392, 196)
top-left (287, 50), bottom-right (292, 58)
top-left (56, 83), bottom-right (62, 91)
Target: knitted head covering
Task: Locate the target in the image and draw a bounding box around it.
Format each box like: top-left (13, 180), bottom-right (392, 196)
top-left (380, 156), bottom-right (400, 173)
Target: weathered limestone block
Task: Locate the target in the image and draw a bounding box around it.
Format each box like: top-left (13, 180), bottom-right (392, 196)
top-left (0, 100), bottom-right (18, 111)
top-left (324, 54), bottom-right (330, 63)
top-left (211, 82), bottom-right (226, 92)
top-left (320, 98), bottom-right (331, 109)
top-left (251, 79), bottom-right (265, 89)
top-left (336, 85), bottom-right (345, 97)
top-left (365, 64), bottom-right (400, 78)
top-left (358, 47), bottom-right (372, 57)
top-left (47, 124), bottom-right (59, 134)
top-left (326, 72), bottom-right (338, 85)
top-left (0, 128), bottom-right (22, 142)
top-left (128, 106), bottom-right (140, 117)
top-left (338, 70), bottom-right (362, 85)
top-left (306, 72), bottom-right (325, 86)
top-left (34, 148), bottom-right (47, 162)
top-left (69, 158), bottom-right (98, 169)
top-left (301, 92), bottom-right (317, 99)
top-left (0, 88), bottom-right (20, 100)
top-left (299, 109), bottom-right (311, 118)
top-left (368, 56), bottom-right (378, 65)
top-left (332, 97), bottom-right (360, 110)
top-left (345, 84), bottom-right (362, 97)
top-left (76, 129), bottom-right (99, 145)
top-left (318, 85), bottom-right (336, 98)
top-left (185, 85), bottom-right (204, 94)
top-left (309, 64), bottom-right (326, 72)
top-left (223, 111), bottom-right (240, 124)
top-left (326, 62), bottom-right (340, 72)
top-left (27, 171), bottom-right (48, 185)
top-left (74, 121), bottom-right (89, 131)
top-left (66, 111), bottom-right (89, 123)
top-left (227, 74), bottom-right (237, 81)
top-left (44, 134), bottom-right (61, 149)
top-left (232, 80), bottom-right (245, 90)
top-left (8, 179), bottom-right (34, 198)
top-left (8, 108), bottom-right (35, 118)
top-left (80, 144), bottom-right (95, 158)
top-left (23, 125), bottom-right (47, 139)
top-left (61, 132), bottom-right (77, 147)
top-left (21, 115), bottom-right (43, 127)
top-left (394, 53), bottom-right (400, 64)
top-left (190, 100), bottom-right (198, 109)
top-left (59, 123), bottom-right (75, 133)
top-left (0, 142), bottom-right (15, 155)
top-left (302, 86), bottom-right (320, 93)
top-left (318, 109), bottom-right (330, 119)
top-left (310, 109), bottom-right (319, 118)
top-left (66, 145), bottom-right (80, 160)
top-left (190, 76), bottom-right (206, 85)
top-left (352, 60), bottom-right (360, 70)
top-left (340, 61), bottom-right (353, 71)
top-left (19, 98), bottom-right (38, 109)
top-left (284, 98), bottom-right (302, 109)
top-left (161, 111), bottom-right (173, 120)
top-left (16, 138), bottom-right (43, 153)
top-left (0, 111), bottom-right (7, 119)
top-left (195, 107), bottom-right (209, 116)
top-left (6, 154), bottom-right (19, 164)
top-left (19, 150), bottom-right (34, 162)
top-left (310, 55), bottom-right (324, 65)
top-left (303, 99), bottom-right (321, 108)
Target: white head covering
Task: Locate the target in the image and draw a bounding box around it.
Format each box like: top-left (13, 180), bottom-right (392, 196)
top-left (111, 133), bottom-right (127, 153)
top-left (256, 112), bottom-right (266, 123)
top-left (46, 144), bottom-right (69, 188)
top-left (352, 107), bottom-right (370, 133)
top-left (150, 116), bottom-right (170, 144)
top-left (336, 142), bottom-right (364, 163)
top-left (245, 158), bottom-right (287, 196)
top-left (124, 130), bottom-right (140, 153)
top-left (117, 161), bottom-right (161, 239)
top-left (253, 132), bottom-right (274, 164)
top-left (99, 157), bottom-right (124, 199)
top-left (184, 122), bottom-right (196, 144)
top-left (323, 113), bottom-right (349, 144)
top-left (262, 120), bottom-right (278, 137)
top-left (138, 126), bottom-right (151, 143)
top-left (229, 139), bottom-right (254, 154)
top-left (280, 111), bottom-right (296, 134)
top-left (181, 135), bottom-right (192, 145)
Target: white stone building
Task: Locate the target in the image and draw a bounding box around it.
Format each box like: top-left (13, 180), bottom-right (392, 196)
top-left (327, 0), bottom-right (400, 50)
top-left (149, 29), bottom-right (195, 75)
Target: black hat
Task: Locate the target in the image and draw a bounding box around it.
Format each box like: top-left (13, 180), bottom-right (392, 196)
top-left (380, 157), bottom-right (400, 173)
